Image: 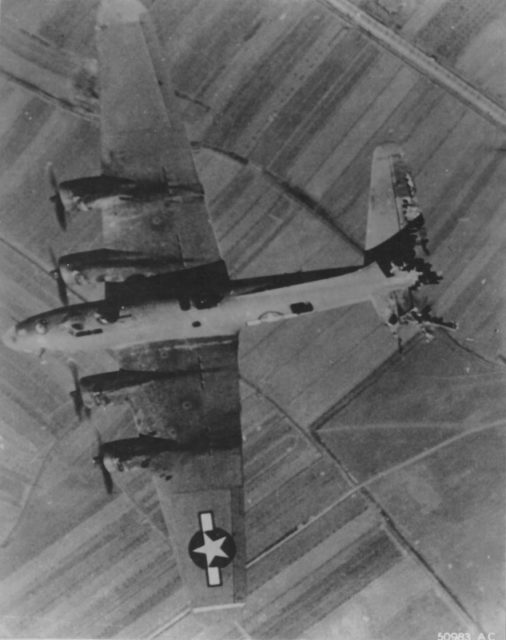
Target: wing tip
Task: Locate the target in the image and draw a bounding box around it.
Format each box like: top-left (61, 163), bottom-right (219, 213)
top-left (97, 0), bottom-right (146, 26)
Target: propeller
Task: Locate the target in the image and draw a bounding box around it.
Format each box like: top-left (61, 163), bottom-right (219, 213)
top-left (69, 361), bottom-right (90, 421)
top-left (49, 248), bottom-right (69, 306)
top-left (93, 429), bottom-right (114, 495)
top-left (47, 163), bottom-right (67, 231)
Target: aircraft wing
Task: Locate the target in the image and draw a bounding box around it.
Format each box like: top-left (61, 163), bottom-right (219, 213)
top-left (365, 143), bottom-right (421, 251)
top-left (112, 335), bottom-right (246, 611)
top-left (95, 0), bottom-right (222, 265)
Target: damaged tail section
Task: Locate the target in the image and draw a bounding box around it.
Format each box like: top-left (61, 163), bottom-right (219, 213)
top-left (365, 144), bottom-right (456, 347)
top-left (365, 143), bottom-right (428, 263)
top-left (371, 288), bottom-right (457, 351)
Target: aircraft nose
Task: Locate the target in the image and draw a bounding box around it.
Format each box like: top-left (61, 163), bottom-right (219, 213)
top-left (2, 324), bottom-right (35, 353)
top-left (2, 326), bottom-right (18, 350)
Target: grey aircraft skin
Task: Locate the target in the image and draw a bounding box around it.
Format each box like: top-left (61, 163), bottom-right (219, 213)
top-left (0, 263), bottom-right (419, 356)
top-left (2, 184), bottom-right (447, 360)
top-left (2, 0), bottom-right (455, 615)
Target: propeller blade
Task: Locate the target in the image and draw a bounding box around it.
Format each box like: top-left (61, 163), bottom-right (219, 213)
top-left (56, 272), bottom-right (69, 306)
top-left (47, 163), bottom-right (67, 231)
top-left (93, 430), bottom-right (113, 494)
top-left (48, 246), bottom-right (58, 270)
top-left (69, 361), bottom-right (90, 421)
top-left (49, 248), bottom-right (68, 306)
top-left (97, 457), bottom-right (114, 494)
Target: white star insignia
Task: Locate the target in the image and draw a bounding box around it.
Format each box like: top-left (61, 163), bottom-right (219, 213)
top-left (193, 532), bottom-right (229, 566)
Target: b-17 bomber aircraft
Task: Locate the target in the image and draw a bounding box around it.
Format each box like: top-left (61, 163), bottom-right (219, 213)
top-left (2, 0), bottom-right (455, 614)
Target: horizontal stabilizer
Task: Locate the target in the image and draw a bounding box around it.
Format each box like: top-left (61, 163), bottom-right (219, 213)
top-left (365, 144), bottom-right (421, 252)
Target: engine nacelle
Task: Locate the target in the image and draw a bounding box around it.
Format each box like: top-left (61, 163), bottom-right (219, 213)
top-left (80, 368), bottom-right (178, 406)
top-left (58, 248), bottom-right (189, 286)
top-left (56, 175), bottom-right (139, 214)
top-left (56, 175), bottom-right (203, 215)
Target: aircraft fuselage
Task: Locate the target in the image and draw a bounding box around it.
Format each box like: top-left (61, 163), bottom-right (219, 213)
top-left (4, 263), bottom-right (418, 355)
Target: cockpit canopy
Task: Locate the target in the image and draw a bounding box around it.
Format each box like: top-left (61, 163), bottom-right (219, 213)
top-left (14, 300), bottom-right (122, 340)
